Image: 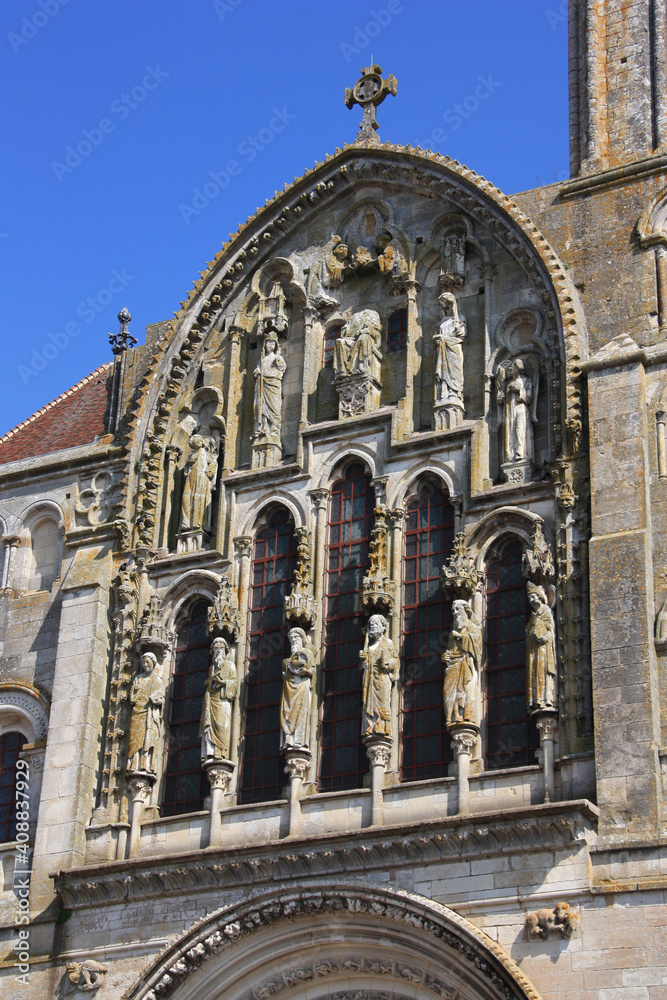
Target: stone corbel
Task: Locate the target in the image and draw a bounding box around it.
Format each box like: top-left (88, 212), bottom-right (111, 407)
top-left (441, 533), bottom-right (482, 601)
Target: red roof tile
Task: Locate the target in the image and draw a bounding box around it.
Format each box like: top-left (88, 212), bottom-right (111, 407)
top-left (0, 364), bottom-right (112, 466)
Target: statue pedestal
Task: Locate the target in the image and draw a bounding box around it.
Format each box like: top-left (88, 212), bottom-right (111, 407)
top-left (363, 735), bottom-right (392, 827)
top-left (433, 402), bottom-right (464, 431)
top-left (334, 372), bottom-right (382, 419)
top-left (252, 440), bottom-right (282, 470)
top-left (176, 529), bottom-right (207, 553)
top-left (533, 710), bottom-right (558, 803)
top-left (126, 770), bottom-right (156, 859)
top-left (203, 758), bottom-right (235, 848)
top-left (284, 591), bottom-right (317, 630)
top-left (449, 724), bottom-right (479, 815)
top-left (282, 748), bottom-right (311, 838)
top-left (501, 459), bottom-right (534, 485)
top-left (361, 575), bottom-right (395, 615)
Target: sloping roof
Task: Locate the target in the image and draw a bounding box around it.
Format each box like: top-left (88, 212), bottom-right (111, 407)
top-left (0, 364), bottom-right (112, 466)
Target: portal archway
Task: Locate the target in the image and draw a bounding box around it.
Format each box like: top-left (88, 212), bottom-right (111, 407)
top-left (127, 883), bottom-right (541, 1000)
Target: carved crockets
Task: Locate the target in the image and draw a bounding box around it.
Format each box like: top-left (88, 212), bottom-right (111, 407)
top-left (333, 309), bottom-right (383, 418)
top-left (433, 292), bottom-right (467, 430)
top-left (126, 652), bottom-right (164, 775)
top-left (360, 613), bottom-right (399, 737)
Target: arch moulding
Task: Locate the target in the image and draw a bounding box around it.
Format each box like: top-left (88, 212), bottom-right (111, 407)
top-left (123, 882), bottom-right (542, 1000)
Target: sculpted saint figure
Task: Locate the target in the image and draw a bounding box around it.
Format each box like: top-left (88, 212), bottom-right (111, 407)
top-left (526, 583), bottom-right (557, 711)
top-left (312, 235), bottom-right (352, 310)
top-left (442, 599), bottom-right (482, 726)
top-left (434, 292), bottom-right (467, 409)
top-left (200, 637), bottom-right (238, 761)
top-left (180, 433), bottom-right (218, 532)
top-left (127, 652), bottom-right (164, 773)
top-left (280, 627), bottom-right (315, 750)
top-left (253, 337), bottom-right (286, 443)
top-left (497, 358), bottom-right (537, 463)
top-left (360, 614), bottom-right (399, 737)
top-left (333, 309), bottom-right (382, 379)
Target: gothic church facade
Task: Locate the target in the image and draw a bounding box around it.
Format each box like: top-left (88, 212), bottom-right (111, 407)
top-left (0, 3), bottom-right (666, 999)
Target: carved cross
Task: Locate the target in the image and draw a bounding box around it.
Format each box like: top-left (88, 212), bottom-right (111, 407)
top-left (345, 65), bottom-right (397, 141)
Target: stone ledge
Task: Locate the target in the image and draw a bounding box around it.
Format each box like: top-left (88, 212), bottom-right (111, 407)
top-left (560, 151), bottom-right (667, 198)
top-left (53, 799), bottom-right (598, 910)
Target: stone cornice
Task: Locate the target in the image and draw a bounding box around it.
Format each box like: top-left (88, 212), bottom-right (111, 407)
top-left (54, 800), bottom-right (597, 910)
top-left (0, 443), bottom-right (125, 488)
top-left (559, 151), bottom-right (667, 199)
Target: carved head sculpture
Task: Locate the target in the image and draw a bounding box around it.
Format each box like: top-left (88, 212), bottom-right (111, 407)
top-left (264, 337), bottom-right (279, 355)
top-left (510, 358), bottom-right (526, 379)
top-left (367, 613), bottom-right (388, 640)
top-left (527, 581), bottom-right (548, 611)
top-left (451, 599), bottom-right (473, 632)
top-left (332, 240), bottom-right (349, 260)
top-left (288, 626), bottom-right (307, 653)
top-left (190, 433), bottom-right (205, 451)
top-left (211, 636), bottom-right (230, 662)
top-left (376, 229), bottom-right (393, 251)
top-left (140, 651), bottom-right (158, 675)
top-left (438, 291), bottom-right (458, 317)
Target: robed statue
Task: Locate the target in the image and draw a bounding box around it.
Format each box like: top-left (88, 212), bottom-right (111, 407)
top-left (434, 292), bottom-right (467, 410)
top-left (280, 627), bottom-right (315, 750)
top-left (333, 309), bottom-right (382, 380)
top-left (496, 357), bottom-right (538, 464)
top-left (180, 433), bottom-right (218, 532)
top-left (442, 599), bottom-right (482, 726)
top-left (360, 614), bottom-right (399, 737)
top-left (200, 636), bottom-right (238, 761)
top-left (127, 652), bottom-right (164, 773)
top-left (253, 337), bottom-right (286, 444)
top-left (526, 583), bottom-right (557, 712)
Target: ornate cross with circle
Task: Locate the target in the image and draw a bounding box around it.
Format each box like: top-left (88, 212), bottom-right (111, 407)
top-left (345, 65), bottom-right (397, 142)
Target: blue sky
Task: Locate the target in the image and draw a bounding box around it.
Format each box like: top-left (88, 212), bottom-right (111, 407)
top-left (0, 0), bottom-right (569, 436)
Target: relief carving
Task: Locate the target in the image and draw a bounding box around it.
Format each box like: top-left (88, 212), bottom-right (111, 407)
top-left (333, 309), bottom-right (383, 418)
top-left (524, 901), bottom-right (577, 939)
top-left (208, 576), bottom-right (241, 643)
top-left (439, 232), bottom-right (466, 289)
top-left (75, 471), bottom-right (120, 527)
top-left (200, 637), bottom-right (238, 763)
top-left (433, 292), bottom-right (466, 430)
top-left (66, 959), bottom-right (109, 992)
top-left (441, 533), bottom-right (481, 601)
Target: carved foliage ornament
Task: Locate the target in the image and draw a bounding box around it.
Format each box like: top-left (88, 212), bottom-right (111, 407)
top-left (208, 575), bottom-right (240, 643)
top-left (441, 533), bottom-right (481, 601)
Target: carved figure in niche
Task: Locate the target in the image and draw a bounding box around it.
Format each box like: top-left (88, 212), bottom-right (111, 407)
top-left (200, 637), bottom-right (238, 761)
top-left (442, 600), bottom-right (482, 726)
top-left (496, 357), bottom-right (538, 464)
top-left (66, 959), bottom-right (109, 991)
top-left (360, 613), bottom-right (399, 737)
top-left (127, 652), bottom-right (163, 773)
top-left (280, 627), bottom-right (315, 750)
top-left (434, 292), bottom-right (467, 416)
top-left (439, 233), bottom-right (466, 288)
top-left (180, 433), bottom-right (218, 533)
top-left (253, 337), bottom-right (286, 444)
top-left (333, 309), bottom-right (382, 379)
top-left (376, 230), bottom-right (408, 287)
top-left (526, 583), bottom-right (557, 712)
top-left (524, 902), bottom-right (577, 939)
top-left (312, 235), bottom-right (352, 310)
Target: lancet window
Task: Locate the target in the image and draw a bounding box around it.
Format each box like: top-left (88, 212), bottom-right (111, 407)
top-left (0, 731), bottom-right (26, 842)
top-left (387, 308), bottom-right (407, 352)
top-left (320, 463), bottom-right (375, 792)
top-left (484, 540), bottom-right (537, 768)
top-left (163, 600), bottom-right (211, 816)
top-left (401, 481), bottom-right (455, 781)
top-left (239, 508), bottom-right (297, 804)
top-left (322, 324), bottom-right (343, 367)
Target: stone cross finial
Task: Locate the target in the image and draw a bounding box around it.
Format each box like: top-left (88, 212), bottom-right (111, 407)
top-left (109, 307), bottom-right (137, 355)
top-left (345, 65), bottom-right (397, 143)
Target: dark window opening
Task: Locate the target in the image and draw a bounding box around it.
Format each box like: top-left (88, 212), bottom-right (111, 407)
top-left (0, 732), bottom-right (27, 843)
top-left (320, 463), bottom-right (374, 791)
top-left (239, 508), bottom-right (297, 803)
top-left (387, 308), bottom-right (407, 353)
top-left (323, 324), bottom-right (343, 368)
top-left (401, 482), bottom-right (455, 781)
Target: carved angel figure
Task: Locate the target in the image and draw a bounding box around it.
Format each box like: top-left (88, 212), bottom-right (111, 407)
top-left (376, 229), bottom-right (408, 282)
top-left (253, 337), bottom-right (286, 444)
top-left (434, 292), bottom-right (467, 409)
top-left (526, 583), bottom-right (557, 711)
top-left (442, 599), bottom-right (482, 726)
top-left (180, 433), bottom-right (218, 532)
top-left (360, 614), bottom-right (399, 737)
top-left (280, 627), bottom-right (315, 749)
top-left (200, 636), bottom-right (238, 761)
top-left (496, 357), bottom-right (538, 464)
top-left (333, 309), bottom-right (382, 379)
top-left (127, 652), bottom-right (163, 773)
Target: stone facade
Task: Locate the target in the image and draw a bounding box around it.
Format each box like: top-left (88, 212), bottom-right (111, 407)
top-left (0, 9), bottom-right (666, 1000)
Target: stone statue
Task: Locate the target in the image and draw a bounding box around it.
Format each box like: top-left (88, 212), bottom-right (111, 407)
top-left (180, 433), bottom-right (218, 532)
top-left (200, 637), bottom-right (238, 761)
top-left (526, 582), bottom-right (557, 712)
top-left (434, 292), bottom-right (466, 412)
top-left (66, 959), bottom-right (109, 991)
top-left (312, 235), bottom-right (352, 310)
top-left (280, 627), bottom-right (315, 750)
top-left (497, 357), bottom-right (538, 464)
top-left (126, 652), bottom-right (163, 774)
top-left (524, 902), bottom-right (577, 940)
top-left (360, 614), bottom-right (399, 737)
top-left (253, 336), bottom-right (286, 444)
top-left (333, 309), bottom-right (382, 380)
top-left (376, 229), bottom-right (407, 285)
top-left (442, 599), bottom-right (482, 726)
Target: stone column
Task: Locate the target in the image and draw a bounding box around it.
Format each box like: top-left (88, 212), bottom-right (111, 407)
top-left (222, 327), bottom-right (243, 476)
top-left (363, 735), bottom-right (391, 826)
top-left (159, 445), bottom-right (182, 551)
top-left (203, 759), bottom-right (234, 848)
top-left (535, 713), bottom-right (558, 803)
top-left (308, 488), bottom-right (329, 773)
top-left (282, 748), bottom-right (311, 838)
top-left (656, 246), bottom-right (667, 334)
top-left (126, 771), bottom-right (156, 859)
top-left (230, 536), bottom-right (252, 796)
top-left (450, 724), bottom-right (478, 815)
top-left (0, 534), bottom-right (21, 593)
top-left (399, 274), bottom-right (420, 436)
top-left (386, 507), bottom-right (404, 780)
top-left (656, 409), bottom-right (667, 479)
top-left (297, 307), bottom-right (321, 466)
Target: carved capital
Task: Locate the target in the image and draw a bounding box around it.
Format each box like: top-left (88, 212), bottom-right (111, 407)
top-left (535, 713), bottom-right (558, 741)
top-left (441, 533), bottom-right (481, 601)
top-left (233, 536), bottom-right (253, 559)
top-left (363, 734), bottom-right (392, 768)
top-left (449, 724), bottom-right (478, 757)
top-left (309, 488), bottom-right (329, 513)
top-left (126, 770), bottom-right (156, 802)
top-left (204, 759), bottom-right (235, 792)
top-left (385, 507), bottom-right (404, 528)
top-left (1, 534), bottom-right (22, 548)
top-left (282, 748), bottom-right (311, 780)
top-left (371, 476), bottom-right (389, 505)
